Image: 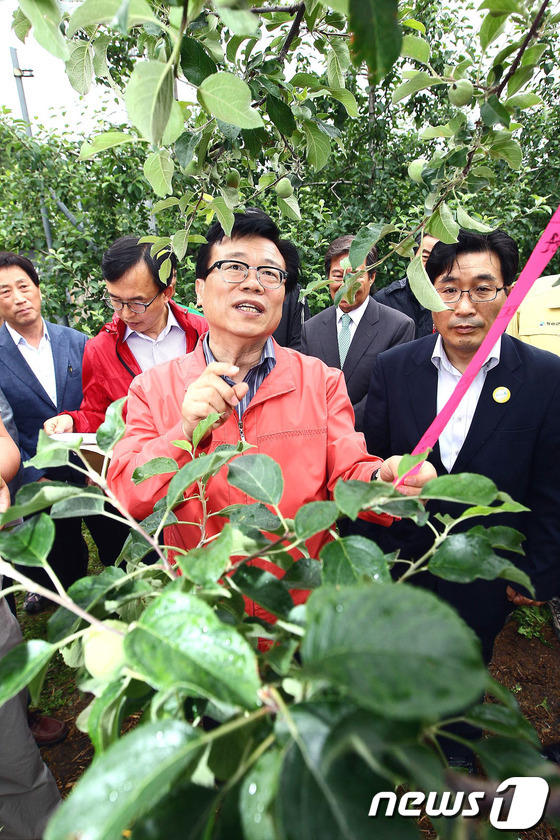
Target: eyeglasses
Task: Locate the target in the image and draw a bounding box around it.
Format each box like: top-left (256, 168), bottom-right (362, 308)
top-left (103, 290), bottom-right (162, 314)
top-left (436, 285), bottom-right (506, 304)
top-left (208, 260), bottom-right (287, 290)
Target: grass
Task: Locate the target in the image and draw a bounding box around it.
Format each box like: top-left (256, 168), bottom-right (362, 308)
top-left (511, 604), bottom-right (553, 647)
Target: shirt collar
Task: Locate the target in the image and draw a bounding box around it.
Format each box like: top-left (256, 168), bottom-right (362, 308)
top-left (123, 304), bottom-right (176, 342)
top-left (336, 296), bottom-right (369, 324)
top-left (431, 333), bottom-right (501, 374)
top-left (6, 318), bottom-right (49, 347)
top-left (202, 334), bottom-right (276, 369)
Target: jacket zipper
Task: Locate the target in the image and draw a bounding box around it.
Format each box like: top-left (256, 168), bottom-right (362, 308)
top-left (238, 417), bottom-right (245, 441)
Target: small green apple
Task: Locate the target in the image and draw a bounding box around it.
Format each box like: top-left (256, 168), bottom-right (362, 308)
top-left (448, 79), bottom-right (474, 107)
top-left (83, 619), bottom-right (127, 682)
top-left (225, 168), bottom-right (240, 189)
top-left (275, 177), bottom-right (293, 198)
top-left (408, 158), bottom-right (428, 183)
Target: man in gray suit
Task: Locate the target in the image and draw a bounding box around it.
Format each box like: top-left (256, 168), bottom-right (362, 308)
top-left (301, 235), bottom-right (415, 431)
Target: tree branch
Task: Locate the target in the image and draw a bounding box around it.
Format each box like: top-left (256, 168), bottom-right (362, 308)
top-left (278, 2), bottom-right (305, 65)
top-left (494, 0), bottom-right (551, 98)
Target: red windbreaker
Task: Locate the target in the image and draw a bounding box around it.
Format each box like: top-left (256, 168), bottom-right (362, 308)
top-left (66, 301), bottom-right (207, 432)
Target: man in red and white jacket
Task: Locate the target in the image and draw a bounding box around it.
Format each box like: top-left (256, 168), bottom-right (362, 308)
top-left (44, 236), bottom-right (207, 434)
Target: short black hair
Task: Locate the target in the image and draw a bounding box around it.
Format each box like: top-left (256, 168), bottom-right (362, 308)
top-left (0, 252), bottom-right (39, 286)
top-left (324, 235), bottom-right (377, 280)
top-left (101, 236), bottom-right (177, 290)
top-left (426, 229), bottom-right (519, 287)
top-left (195, 207), bottom-right (299, 293)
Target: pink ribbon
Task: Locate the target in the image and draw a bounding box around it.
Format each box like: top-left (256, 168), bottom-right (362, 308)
top-left (396, 205), bottom-right (560, 485)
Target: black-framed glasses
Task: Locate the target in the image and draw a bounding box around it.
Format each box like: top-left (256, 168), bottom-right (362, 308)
top-left (436, 285), bottom-right (506, 304)
top-left (103, 290), bottom-right (162, 314)
top-left (208, 260), bottom-right (287, 290)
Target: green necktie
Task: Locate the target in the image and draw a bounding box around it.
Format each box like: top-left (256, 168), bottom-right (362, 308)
top-left (338, 312), bottom-right (352, 367)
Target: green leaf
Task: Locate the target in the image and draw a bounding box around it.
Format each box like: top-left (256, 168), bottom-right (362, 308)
top-left (326, 87), bottom-right (358, 117)
top-left (50, 487), bottom-right (108, 519)
top-left (401, 34), bottom-right (430, 65)
top-left (162, 100), bottom-right (186, 146)
top-left (26, 429), bottom-right (77, 470)
top-left (171, 230), bottom-right (189, 261)
top-left (193, 412), bottom-right (220, 449)
top-left (175, 131), bottom-right (199, 170)
top-left (225, 502), bottom-right (282, 535)
top-left (294, 501), bottom-right (338, 541)
top-left (209, 196), bottom-right (235, 238)
top-left (66, 0), bottom-right (159, 37)
top-left (125, 60), bottom-right (174, 146)
top-left (66, 42), bottom-right (94, 95)
top-left (327, 39), bottom-right (351, 89)
top-left (18, 0), bottom-right (68, 60)
top-left (97, 397), bottom-right (127, 452)
top-left (469, 524), bottom-right (525, 554)
top-left (87, 680), bottom-right (128, 754)
top-left (44, 720), bottom-right (205, 840)
top-left (422, 473), bottom-right (499, 504)
top-left (227, 453), bottom-right (283, 506)
top-left (478, 0), bottom-right (520, 12)
top-left (232, 565), bottom-right (294, 618)
top-left (198, 72), bottom-right (263, 129)
top-left (180, 36), bottom-right (218, 86)
top-left (266, 96), bottom-right (296, 136)
top-left (47, 567), bottom-right (127, 643)
top-left (456, 206), bottom-right (494, 233)
top-left (176, 524), bottom-right (233, 585)
top-left (464, 703), bottom-right (540, 745)
top-left (125, 589), bottom-right (261, 708)
top-left (391, 71), bottom-right (441, 104)
top-left (79, 131), bottom-right (139, 160)
top-left (429, 533), bottom-right (534, 594)
top-left (402, 18), bottom-right (425, 34)
top-left (407, 254), bottom-right (448, 312)
top-left (277, 193), bottom-right (301, 221)
top-left (507, 66), bottom-right (534, 97)
top-left (480, 94), bottom-right (511, 128)
top-left (12, 7), bottom-right (32, 42)
top-left (215, 5), bottom-right (259, 36)
top-left (0, 640), bottom-right (56, 708)
top-left (349, 224), bottom-right (397, 270)
top-left (425, 203), bottom-right (459, 244)
top-left (166, 444), bottom-right (248, 509)
top-left (349, 0), bottom-right (401, 82)
top-left (0, 482), bottom-right (77, 526)
top-left (0, 514), bottom-right (54, 566)
top-left (474, 735), bottom-right (550, 780)
top-left (239, 749), bottom-right (282, 840)
top-left (396, 451), bottom-right (430, 478)
top-left (479, 12), bottom-right (508, 50)
top-left (489, 136), bottom-right (522, 170)
top-left (506, 92), bottom-right (542, 109)
top-left (132, 457), bottom-right (178, 485)
top-left (303, 121), bottom-right (331, 171)
top-left (92, 32), bottom-right (111, 78)
top-left (144, 149), bottom-right (174, 196)
top-left (333, 478), bottom-right (422, 521)
top-left (321, 536), bottom-right (391, 585)
top-left (302, 585), bottom-right (486, 720)
top-left (130, 783), bottom-right (217, 840)
top-left (282, 557), bottom-right (322, 590)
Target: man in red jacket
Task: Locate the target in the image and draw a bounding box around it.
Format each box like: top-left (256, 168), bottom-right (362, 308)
top-left (44, 236), bottom-right (207, 434)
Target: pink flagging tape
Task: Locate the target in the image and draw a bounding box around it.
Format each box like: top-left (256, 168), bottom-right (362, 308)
top-left (395, 204), bottom-right (560, 486)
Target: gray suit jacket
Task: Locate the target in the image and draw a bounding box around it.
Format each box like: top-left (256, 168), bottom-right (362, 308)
top-left (301, 297), bottom-right (415, 431)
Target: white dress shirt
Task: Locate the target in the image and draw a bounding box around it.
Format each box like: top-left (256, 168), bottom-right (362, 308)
top-left (123, 306), bottom-right (186, 372)
top-left (6, 319), bottom-right (57, 406)
top-left (432, 334), bottom-right (501, 471)
top-left (336, 296), bottom-right (370, 340)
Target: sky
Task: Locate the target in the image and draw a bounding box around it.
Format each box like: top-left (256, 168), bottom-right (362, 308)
top-left (0, 0), bottom-right (125, 135)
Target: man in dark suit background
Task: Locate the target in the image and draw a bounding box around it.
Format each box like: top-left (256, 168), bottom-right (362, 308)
top-left (301, 235), bottom-right (415, 431)
top-left (374, 232), bottom-right (439, 338)
top-left (352, 229), bottom-right (560, 665)
top-left (0, 252), bottom-right (101, 612)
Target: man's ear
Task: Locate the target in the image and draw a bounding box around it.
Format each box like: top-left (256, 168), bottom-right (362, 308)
top-left (504, 284), bottom-right (512, 297)
top-left (195, 277), bottom-right (205, 308)
top-left (163, 283), bottom-right (174, 301)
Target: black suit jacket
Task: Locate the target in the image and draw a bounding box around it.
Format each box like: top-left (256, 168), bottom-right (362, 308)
top-left (353, 333), bottom-right (560, 657)
top-left (0, 322), bottom-right (87, 483)
top-left (301, 297), bottom-right (415, 431)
